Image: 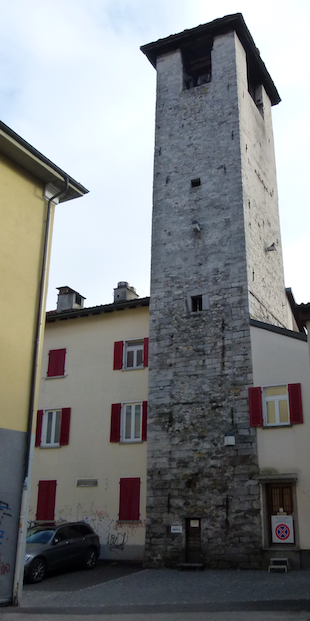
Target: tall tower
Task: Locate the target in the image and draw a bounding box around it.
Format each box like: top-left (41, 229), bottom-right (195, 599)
top-left (141, 14), bottom-right (287, 568)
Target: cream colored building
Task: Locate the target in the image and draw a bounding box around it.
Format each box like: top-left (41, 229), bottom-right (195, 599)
top-left (250, 317), bottom-right (310, 568)
top-left (0, 120), bottom-right (87, 604)
top-left (30, 283), bottom-right (149, 561)
top-left (31, 282), bottom-right (310, 568)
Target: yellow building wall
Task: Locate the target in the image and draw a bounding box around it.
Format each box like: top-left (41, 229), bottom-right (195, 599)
top-left (30, 305), bottom-right (149, 560)
top-left (0, 152), bottom-right (53, 432)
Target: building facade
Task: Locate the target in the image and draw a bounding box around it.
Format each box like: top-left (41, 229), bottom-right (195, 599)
top-left (0, 121), bottom-right (87, 603)
top-left (29, 283), bottom-right (149, 561)
top-left (141, 14), bottom-right (304, 568)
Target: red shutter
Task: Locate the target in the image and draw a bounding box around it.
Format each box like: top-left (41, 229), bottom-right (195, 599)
top-left (35, 410), bottom-right (44, 447)
top-left (36, 480), bottom-right (57, 520)
top-left (47, 349), bottom-right (66, 377)
top-left (113, 341), bottom-right (123, 370)
top-left (59, 408), bottom-right (71, 445)
top-left (288, 383), bottom-right (303, 424)
top-left (143, 338), bottom-right (149, 368)
top-left (110, 403), bottom-right (121, 442)
top-left (142, 401), bottom-right (148, 441)
top-left (119, 478), bottom-right (140, 521)
top-left (248, 387), bottom-right (263, 427)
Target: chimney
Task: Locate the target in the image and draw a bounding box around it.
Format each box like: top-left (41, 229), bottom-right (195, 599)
top-left (114, 282), bottom-right (139, 303)
top-left (56, 286), bottom-right (86, 311)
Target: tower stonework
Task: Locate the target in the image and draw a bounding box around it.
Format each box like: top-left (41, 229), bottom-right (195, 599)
top-left (141, 14), bottom-right (287, 568)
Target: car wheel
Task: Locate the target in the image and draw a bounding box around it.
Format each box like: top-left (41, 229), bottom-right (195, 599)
top-left (28, 557), bottom-right (46, 583)
top-left (83, 547), bottom-right (97, 570)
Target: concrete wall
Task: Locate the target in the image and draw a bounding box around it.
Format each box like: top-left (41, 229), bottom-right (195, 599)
top-left (0, 153), bottom-right (52, 602)
top-left (251, 325), bottom-right (310, 552)
top-left (30, 305), bottom-right (149, 561)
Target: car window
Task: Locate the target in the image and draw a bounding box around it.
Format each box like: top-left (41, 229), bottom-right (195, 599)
top-left (26, 529), bottom-right (55, 544)
top-left (67, 525), bottom-right (83, 539)
top-left (54, 526), bottom-right (68, 542)
top-left (79, 524), bottom-right (92, 536)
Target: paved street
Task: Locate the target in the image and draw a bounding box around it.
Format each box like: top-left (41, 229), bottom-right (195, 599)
top-left (1, 563), bottom-right (310, 620)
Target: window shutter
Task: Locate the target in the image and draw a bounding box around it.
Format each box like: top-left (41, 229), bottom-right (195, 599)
top-left (113, 341), bottom-right (123, 370)
top-left (36, 480), bottom-right (57, 520)
top-left (119, 478), bottom-right (140, 521)
top-left (288, 383), bottom-right (303, 424)
top-left (143, 338), bottom-right (149, 367)
top-left (142, 401), bottom-right (148, 441)
top-left (110, 403), bottom-right (121, 442)
top-left (248, 387), bottom-right (263, 427)
top-left (47, 349), bottom-right (66, 377)
top-left (35, 410), bottom-right (44, 447)
top-left (59, 408), bottom-right (71, 445)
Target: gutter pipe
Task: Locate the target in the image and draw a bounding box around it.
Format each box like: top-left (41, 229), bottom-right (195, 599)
top-left (12, 178), bottom-right (69, 606)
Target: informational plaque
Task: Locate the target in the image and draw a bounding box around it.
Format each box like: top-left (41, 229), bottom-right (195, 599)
top-left (171, 525), bottom-right (182, 534)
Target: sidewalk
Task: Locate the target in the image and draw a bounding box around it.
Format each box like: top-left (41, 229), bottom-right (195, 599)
top-left (1, 568), bottom-right (310, 619)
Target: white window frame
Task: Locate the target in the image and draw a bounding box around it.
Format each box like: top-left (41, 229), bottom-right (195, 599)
top-left (41, 409), bottom-right (62, 447)
top-left (124, 340), bottom-right (144, 370)
top-left (262, 385), bottom-right (290, 427)
top-left (121, 402), bottom-right (142, 443)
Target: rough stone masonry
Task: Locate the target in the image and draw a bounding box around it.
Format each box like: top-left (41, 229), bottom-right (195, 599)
top-left (141, 14), bottom-right (289, 568)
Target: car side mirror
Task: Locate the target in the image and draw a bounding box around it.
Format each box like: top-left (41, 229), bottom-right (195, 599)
top-left (53, 537), bottom-right (60, 545)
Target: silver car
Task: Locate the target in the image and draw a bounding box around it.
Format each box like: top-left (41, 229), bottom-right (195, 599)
top-left (24, 522), bottom-right (100, 583)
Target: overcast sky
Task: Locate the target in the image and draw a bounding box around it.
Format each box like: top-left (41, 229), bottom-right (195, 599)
top-left (1, 0), bottom-right (309, 310)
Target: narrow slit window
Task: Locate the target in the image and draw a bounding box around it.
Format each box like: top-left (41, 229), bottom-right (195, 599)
top-left (191, 295), bottom-right (203, 312)
top-left (191, 178), bottom-right (201, 188)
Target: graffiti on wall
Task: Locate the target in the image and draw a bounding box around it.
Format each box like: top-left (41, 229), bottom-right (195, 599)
top-left (0, 501), bottom-right (12, 574)
top-left (28, 502), bottom-right (145, 555)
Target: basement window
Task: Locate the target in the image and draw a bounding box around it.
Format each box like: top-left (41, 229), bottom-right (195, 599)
top-left (182, 38), bottom-right (213, 90)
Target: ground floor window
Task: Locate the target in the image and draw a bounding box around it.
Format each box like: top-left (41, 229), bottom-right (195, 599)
top-left (36, 480), bottom-right (57, 520)
top-left (261, 480), bottom-right (297, 546)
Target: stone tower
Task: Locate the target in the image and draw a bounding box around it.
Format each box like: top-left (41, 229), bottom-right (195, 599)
top-left (141, 14), bottom-right (287, 568)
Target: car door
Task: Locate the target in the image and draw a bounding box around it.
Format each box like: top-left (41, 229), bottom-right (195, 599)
top-left (66, 524), bottom-right (87, 563)
top-left (46, 526), bottom-right (70, 570)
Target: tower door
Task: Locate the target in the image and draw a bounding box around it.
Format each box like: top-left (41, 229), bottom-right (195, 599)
top-left (186, 518), bottom-right (201, 563)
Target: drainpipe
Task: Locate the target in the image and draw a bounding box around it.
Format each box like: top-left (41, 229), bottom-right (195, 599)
top-left (12, 178), bottom-right (69, 606)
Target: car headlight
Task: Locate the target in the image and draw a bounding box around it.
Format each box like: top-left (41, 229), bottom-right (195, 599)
top-left (24, 554), bottom-right (31, 563)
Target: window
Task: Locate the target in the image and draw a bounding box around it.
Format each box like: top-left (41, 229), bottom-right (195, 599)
top-left (248, 384), bottom-right (303, 427)
top-left (36, 480), bottom-right (57, 520)
top-left (191, 295), bottom-right (202, 312)
top-left (187, 289), bottom-right (209, 313)
top-left (182, 38), bottom-right (213, 90)
top-left (110, 402), bottom-right (147, 443)
top-left (122, 403), bottom-right (142, 442)
top-left (119, 478), bottom-right (140, 521)
top-left (125, 341), bottom-right (144, 369)
top-left (35, 408), bottom-right (71, 447)
top-left (42, 409), bottom-right (62, 445)
top-left (47, 349), bottom-right (66, 377)
top-left (263, 386), bottom-right (290, 426)
top-left (113, 338), bottom-right (149, 370)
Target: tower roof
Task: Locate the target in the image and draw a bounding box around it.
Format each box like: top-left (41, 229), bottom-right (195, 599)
top-left (141, 13), bottom-right (280, 106)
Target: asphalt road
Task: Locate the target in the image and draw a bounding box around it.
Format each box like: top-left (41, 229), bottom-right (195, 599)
top-left (2, 562), bottom-right (310, 619)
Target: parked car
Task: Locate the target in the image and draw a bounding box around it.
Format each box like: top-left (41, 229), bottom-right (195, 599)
top-left (24, 522), bottom-right (100, 583)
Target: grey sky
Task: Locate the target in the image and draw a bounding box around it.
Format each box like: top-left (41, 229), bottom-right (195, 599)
top-left (1, 0), bottom-right (309, 309)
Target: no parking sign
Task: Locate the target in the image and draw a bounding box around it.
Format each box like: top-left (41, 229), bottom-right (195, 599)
top-left (271, 515), bottom-right (294, 543)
